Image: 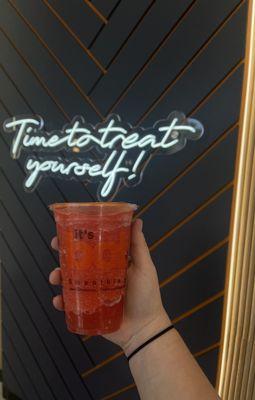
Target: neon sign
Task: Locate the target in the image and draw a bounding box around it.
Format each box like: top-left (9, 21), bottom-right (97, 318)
top-left (3, 112), bottom-right (204, 200)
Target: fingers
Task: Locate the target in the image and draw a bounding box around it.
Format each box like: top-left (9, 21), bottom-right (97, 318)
top-left (49, 267), bottom-right (64, 311)
top-left (52, 295), bottom-right (64, 311)
top-left (49, 267), bottom-right (62, 285)
top-left (51, 236), bottom-right (58, 251)
top-left (130, 219), bottom-right (153, 268)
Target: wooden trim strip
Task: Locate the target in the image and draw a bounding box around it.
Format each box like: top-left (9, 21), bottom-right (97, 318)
top-left (82, 351), bottom-right (124, 378)
top-left (137, 0), bottom-right (245, 125)
top-left (217, 0), bottom-right (255, 397)
top-left (159, 237), bottom-right (229, 289)
top-left (6, 0), bottom-right (103, 118)
top-left (100, 383), bottom-right (136, 400)
top-left (41, 0), bottom-right (106, 73)
top-left (136, 122), bottom-right (238, 218)
top-left (149, 181), bottom-right (233, 252)
top-left (104, 0), bottom-right (197, 104)
top-left (99, 342), bottom-right (221, 400)
top-left (82, 0), bottom-right (108, 24)
top-left (82, 290), bottom-right (224, 378)
top-left (172, 290), bottom-right (224, 325)
top-left (87, 0), bottom-right (122, 50)
top-left (194, 341), bottom-right (221, 358)
top-left (189, 59), bottom-right (244, 116)
top-left (87, 0), bottom-right (157, 95)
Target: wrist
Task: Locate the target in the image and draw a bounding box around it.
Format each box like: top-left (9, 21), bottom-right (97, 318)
top-left (123, 310), bottom-right (171, 357)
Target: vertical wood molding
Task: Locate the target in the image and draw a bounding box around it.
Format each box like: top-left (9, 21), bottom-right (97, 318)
top-left (217, 0), bottom-right (255, 398)
top-left (0, 260), bottom-right (2, 371)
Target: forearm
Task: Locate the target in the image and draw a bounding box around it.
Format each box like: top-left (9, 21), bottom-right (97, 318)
top-left (125, 320), bottom-right (219, 400)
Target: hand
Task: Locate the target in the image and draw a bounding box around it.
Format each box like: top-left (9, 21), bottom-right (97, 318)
top-left (49, 219), bottom-right (171, 355)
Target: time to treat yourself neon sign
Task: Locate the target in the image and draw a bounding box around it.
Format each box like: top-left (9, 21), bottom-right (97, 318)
top-left (3, 112), bottom-right (204, 200)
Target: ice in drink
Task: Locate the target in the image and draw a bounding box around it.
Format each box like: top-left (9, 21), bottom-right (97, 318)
top-left (49, 202), bottom-right (137, 335)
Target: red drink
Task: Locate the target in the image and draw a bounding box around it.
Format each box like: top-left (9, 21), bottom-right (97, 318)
top-left (49, 202), bottom-right (137, 335)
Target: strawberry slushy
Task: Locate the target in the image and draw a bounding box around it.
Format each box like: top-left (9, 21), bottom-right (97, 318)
top-left (49, 202), bottom-right (137, 335)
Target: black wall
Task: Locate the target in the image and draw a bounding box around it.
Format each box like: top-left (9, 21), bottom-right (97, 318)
top-left (0, 1), bottom-right (248, 399)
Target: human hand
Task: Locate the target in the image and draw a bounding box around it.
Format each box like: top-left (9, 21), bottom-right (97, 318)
top-left (49, 219), bottom-right (171, 355)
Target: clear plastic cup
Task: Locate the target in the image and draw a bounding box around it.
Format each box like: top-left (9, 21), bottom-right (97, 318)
top-left (49, 202), bottom-right (137, 335)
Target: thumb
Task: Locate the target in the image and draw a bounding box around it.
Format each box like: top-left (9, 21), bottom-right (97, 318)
top-left (130, 219), bottom-right (153, 268)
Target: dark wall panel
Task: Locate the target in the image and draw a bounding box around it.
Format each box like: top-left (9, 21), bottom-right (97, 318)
top-left (2, 300), bottom-right (56, 400)
top-left (3, 329), bottom-right (40, 400)
top-left (115, 64), bottom-right (243, 204)
top-left (151, 187), bottom-right (232, 281)
top-left (91, 0), bottom-right (244, 115)
top-left (0, 0), bottom-right (248, 399)
top-left (8, 0), bottom-right (102, 90)
top-left (2, 356), bottom-right (25, 400)
top-left (142, 128), bottom-right (237, 245)
top-left (197, 347), bottom-right (220, 387)
top-left (161, 245), bottom-right (227, 319)
top-left (2, 269), bottom-right (76, 400)
top-left (114, 387), bottom-right (140, 400)
top-left (0, 3), bottom-right (101, 123)
top-left (92, 1), bottom-right (121, 18)
top-left (90, 0), bottom-right (153, 67)
top-left (48, 0), bottom-right (103, 48)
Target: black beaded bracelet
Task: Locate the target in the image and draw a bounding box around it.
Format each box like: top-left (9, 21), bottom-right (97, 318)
top-left (127, 324), bottom-right (175, 362)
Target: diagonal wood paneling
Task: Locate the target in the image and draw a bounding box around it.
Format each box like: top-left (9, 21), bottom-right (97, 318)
top-left (40, 0), bottom-right (106, 73)
top-left (90, 0), bottom-right (244, 115)
top-left (0, 0), bottom-right (248, 399)
top-left (0, 1), bottom-right (103, 120)
top-left (48, 0), bottom-right (107, 46)
top-left (3, 300), bottom-right (56, 400)
top-left (91, 0), bottom-right (121, 19)
top-left (3, 327), bottom-right (40, 399)
top-left (7, 0), bottom-right (102, 88)
top-left (2, 355), bottom-right (25, 400)
top-left (115, 63), bottom-right (244, 204)
top-left (89, 0), bottom-right (154, 68)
